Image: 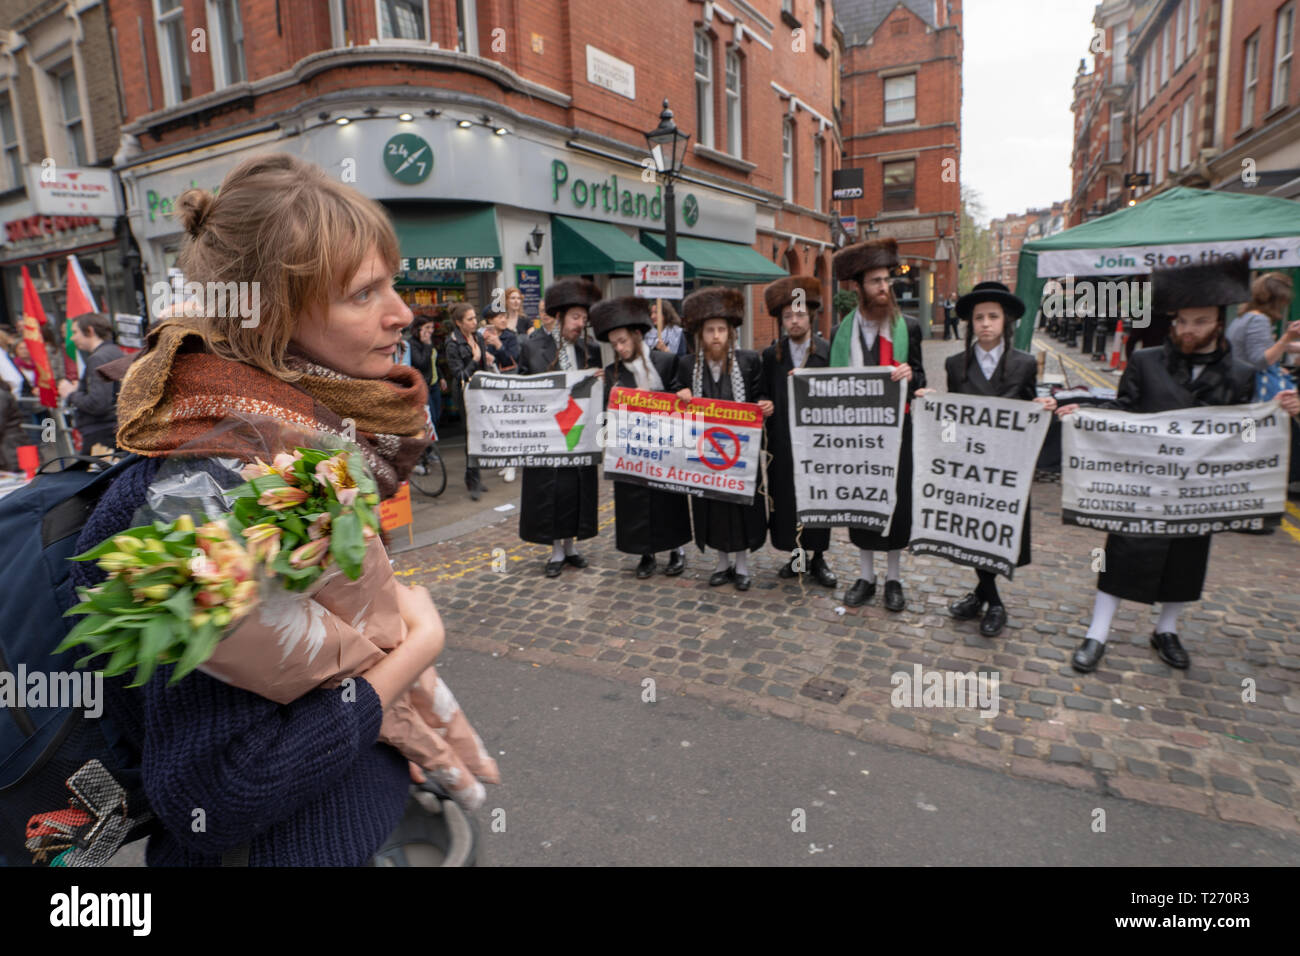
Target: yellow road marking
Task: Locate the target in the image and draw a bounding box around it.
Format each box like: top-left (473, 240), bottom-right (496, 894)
top-left (1034, 334), bottom-right (1115, 390)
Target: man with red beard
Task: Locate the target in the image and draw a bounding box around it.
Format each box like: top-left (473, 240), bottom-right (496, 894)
top-left (1059, 259), bottom-right (1299, 672)
top-left (828, 238), bottom-right (926, 613)
top-left (672, 287), bottom-right (771, 591)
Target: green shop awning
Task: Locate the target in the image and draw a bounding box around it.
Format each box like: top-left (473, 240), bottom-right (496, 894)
top-left (392, 205), bottom-right (501, 273)
top-left (639, 231), bottom-right (787, 283)
top-left (551, 215), bottom-right (656, 275)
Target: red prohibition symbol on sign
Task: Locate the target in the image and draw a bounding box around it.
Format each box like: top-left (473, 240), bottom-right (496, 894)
top-left (698, 426), bottom-right (741, 471)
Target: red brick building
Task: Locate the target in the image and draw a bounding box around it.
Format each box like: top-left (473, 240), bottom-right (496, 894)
top-left (981, 203), bottom-right (1067, 286)
top-left (105, 0), bottom-right (842, 349)
top-left (836, 0), bottom-right (962, 336)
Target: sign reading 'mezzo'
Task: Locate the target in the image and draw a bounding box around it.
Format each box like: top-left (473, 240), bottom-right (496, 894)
top-left (788, 368), bottom-right (906, 532)
top-left (467, 371), bottom-right (603, 469)
top-left (1062, 402), bottom-right (1288, 536)
top-left (603, 387), bottom-right (762, 505)
top-left (910, 394), bottom-right (1051, 578)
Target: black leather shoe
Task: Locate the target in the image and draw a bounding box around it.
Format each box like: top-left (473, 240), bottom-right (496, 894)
top-left (979, 604), bottom-right (1007, 637)
top-left (949, 592), bottom-right (984, 620)
top-left (809, 555), bottom-right (838, 589)
top-left (1072, 638), bottom-right (1105, 673)
top-left (778, 560), bottom-right (797, 579)
top-left (544, 560), bottom-right (564, 578)
top-left (664, 551), bottom-right (686, 576)
top-left (1151, 631), bottom-right (1190, 669)
top-left (563, 553), bottom-right (588, 569)
top-left (843, 578), bottom-right (876, 607)
top-left (883, 580), bottom-right (905, 612)
top-left (636, 555), bottom-right (656, 578)
top-left (709, 568), bottom-right (734, 587)
top-left (734, 574), bottom-right (752, 591)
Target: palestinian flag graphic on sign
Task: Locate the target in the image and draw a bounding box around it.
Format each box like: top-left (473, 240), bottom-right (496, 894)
top-left (556, 373), bottom-right (599, 450)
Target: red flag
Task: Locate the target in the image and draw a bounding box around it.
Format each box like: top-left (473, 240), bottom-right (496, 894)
top-left (65, 254), bottom-right (98, 380)
top-left (20, 266), bottom-right (57, 409)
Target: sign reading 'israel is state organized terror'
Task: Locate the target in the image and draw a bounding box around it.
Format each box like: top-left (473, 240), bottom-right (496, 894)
top-left (603, 388), bottom-right (762, 505)
top-left (910, 393), bottom-right (1052, 578)
top-left (466, 371), bottom-right (603, 469)
top-left (787, 368), bottom-right (907, 532)
top-left (1061, 401), bottom-right (1289, 536)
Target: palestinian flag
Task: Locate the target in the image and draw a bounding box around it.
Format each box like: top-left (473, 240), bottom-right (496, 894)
top-left (64, 254), bottom-right (98, 380)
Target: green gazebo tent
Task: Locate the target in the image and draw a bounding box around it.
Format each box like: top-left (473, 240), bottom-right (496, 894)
top-left (1013, 187), bottom-right (1300, 350)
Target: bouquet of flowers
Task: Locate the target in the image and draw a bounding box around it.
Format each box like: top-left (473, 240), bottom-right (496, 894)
top-left (59, 444), bottom-right (499, 809)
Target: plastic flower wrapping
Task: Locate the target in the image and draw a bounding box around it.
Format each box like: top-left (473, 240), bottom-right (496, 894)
top-left (59, 414), bottom-right (499, 810)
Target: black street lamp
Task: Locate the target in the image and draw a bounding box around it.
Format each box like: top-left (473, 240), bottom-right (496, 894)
top-left (644, 99), bottom-right (690, 263)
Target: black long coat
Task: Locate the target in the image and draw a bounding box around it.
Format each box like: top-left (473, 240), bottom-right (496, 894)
top-left (944, 345), bottom-right (1038, 568)
top-left (672, 350), bottom-right (767, 553)
top-left (1095, 342), bottom-right (1255, 604)
top-left (603, 352), bottom-right (692, 555)
top-left (849, 318), bottom-right (926, 552)
top-left (517, 331), bottom-right (603, 544)
top-left (761, 335), bottom-right (832, 553)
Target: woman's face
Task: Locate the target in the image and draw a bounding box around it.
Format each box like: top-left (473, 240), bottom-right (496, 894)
top-left (417, 322), bottom-right (434, 343)
top-left (491, 311), bottom-right (509, 331)
top-left (293, 246), bottom-right (412, 379)
top-left (458, 309), bottom-right (479, 338)
top-left (507, 290), bottom-right (523, 313)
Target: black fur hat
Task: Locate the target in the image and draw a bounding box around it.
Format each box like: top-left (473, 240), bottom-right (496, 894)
top-left (590, 296), bottom-right (652, 342)
top-left (763, 275), bottom-right (822, 318)
top-left (682, 287), bottom-right (745, 335)
top-left (543, 278), bottom-right (602, 318)
top-left (832, 238), bottom-right (899, 282)
top-left (1151, 258), bottom-right (1252, 316)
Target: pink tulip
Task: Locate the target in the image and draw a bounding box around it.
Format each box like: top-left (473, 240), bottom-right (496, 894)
top-left (258, 486), bottom-right (309, 510)
top-left (289, 538), bottom-right (330, 569)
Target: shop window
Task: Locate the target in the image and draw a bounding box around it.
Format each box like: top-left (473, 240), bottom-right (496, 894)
top-left (208, 0), bottom-right (247, 87)
top-left (379, 0), bottom-right (427, 41)
top-left (0, 96), bottom-right (21, 190)
top-left (695, 31), bottom-right (714, 149)
top-left (1272, 4), bottom-right (1294, 111)
top-left (882, 159), bottom-right (915, 211)
top-left (55, 67), bottom-right (86, 167)
top-left (154, 0), bottom-right (191, 106)
top-left (884, 74), bottom-right (915, 124)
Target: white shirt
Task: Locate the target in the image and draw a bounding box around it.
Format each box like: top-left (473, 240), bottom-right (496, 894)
top-left (787, 336), bottom-right (810, 370)
top-left (975, 342), bottom-right (1004, 380)
top-left (1190, 363), bottom-right (1206, 381)
top-left (563, 342), bottom-right (578, 370)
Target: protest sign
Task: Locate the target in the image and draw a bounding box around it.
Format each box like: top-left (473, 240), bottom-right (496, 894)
top-left (787, 368), bottom-right (906, 532)
top-left (603, 387), bottom-right (762, 505)
top-left (467, 370), bottom-right (603, 469)
top-left (1062, 401), bottom-right (1287, 536)
top-left (911, 393), bottom-right (1051, 577)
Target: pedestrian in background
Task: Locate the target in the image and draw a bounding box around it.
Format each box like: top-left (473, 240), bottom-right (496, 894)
top-left (445, 301), bottom-right (492, 500)
top-left (505, 286), bottom-right (533, 337)
top-left (646, 299), bottom-right (687, 357)
top-left (482, 305), bottom-right (519, 482)
top-left (56, 312), bottom-right (124, 455)
top-left (408, 315), bottom-right (443, 428)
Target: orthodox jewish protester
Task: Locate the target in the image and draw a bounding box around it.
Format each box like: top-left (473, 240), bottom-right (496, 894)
top-left (761, 275), bottom-right (837, 589)
top-left (914, 281), bottom-right (1056, 637)
top-left (829, 238), bottom-right (926, 612)
top-left (519, 278), bottom-right (603, 577)
top-left (593, 295), bottom-right (691, 578)
top-left (672, 287), bottom-right (771, 591)
top-left (1057, 260), bottom-right (1287, 672)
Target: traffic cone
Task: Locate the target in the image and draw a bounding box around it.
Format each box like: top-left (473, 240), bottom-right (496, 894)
top-left (1108, 320), bottom-right (1126, 370)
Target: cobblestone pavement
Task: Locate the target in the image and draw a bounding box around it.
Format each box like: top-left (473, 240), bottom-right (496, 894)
top-left (394, 338), bottom-right (1300, 837)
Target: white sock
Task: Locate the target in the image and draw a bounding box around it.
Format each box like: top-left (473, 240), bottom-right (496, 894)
top-left (1086, 591), bottom-right (1121, 643)
top-left (858, 549), bottom-right (876, 583)
top-left (733, 551), bottom-right (749, 577)
top-left (562, 537), bottom-right (578, 557)
top-left (1156, 602), bottom-right (1185, 634)
top-left (715, 550), bottom-right (732, 573)
top-left (886, 550), bottom-right (901, 582)
top-left (550, 542), bottom-right (565, 563)
top-left (674, 547), bottom-right (685, 557)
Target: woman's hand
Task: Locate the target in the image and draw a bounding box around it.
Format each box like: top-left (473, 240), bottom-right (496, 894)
top-left (655, 339), bottom-right (670, 352)
top-left (1056, 403), bottom-right (1080, 419)
top-left (363, 584), bottom-right (445, 711)
top-left (1033, 395), bottom-right (1058, 413)
top-left (891, 364), bottom-right (913, 383)
top-left (1282, 321), bottom-right (1300, 344)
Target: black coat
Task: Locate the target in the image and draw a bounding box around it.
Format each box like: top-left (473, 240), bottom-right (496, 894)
top-left (517, 329), bottom-right (602, 545)
top-left (945, 345), bottom-right (1038, 568)
top-left (1096, 342), bottom-right (1256, 604)
top-left (444, 329), bottom-right (490, 386)
top-left (67, 341), bottom-right (125, 437)
top-left (761, 335), bottom-right (832, 553)
top-left (602, 352), bottom-right (692, 555)
top-left (671, 350), bottom-right (767, 553)
top-left (0, 384), bottom-right (25, 471)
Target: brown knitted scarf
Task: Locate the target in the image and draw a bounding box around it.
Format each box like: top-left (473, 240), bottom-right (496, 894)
top-left (115, 318), bottom-right (429, 499)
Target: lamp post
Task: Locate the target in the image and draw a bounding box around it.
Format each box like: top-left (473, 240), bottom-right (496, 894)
top-left (644, 99), bottom-right (690, 264)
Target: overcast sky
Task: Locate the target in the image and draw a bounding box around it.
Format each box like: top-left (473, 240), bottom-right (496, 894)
top-left (962, 0), bottom-right (1102, 223)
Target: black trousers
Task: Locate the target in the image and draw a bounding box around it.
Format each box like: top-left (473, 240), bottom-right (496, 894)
top-left (975, 570), bottom-right (1002, 606)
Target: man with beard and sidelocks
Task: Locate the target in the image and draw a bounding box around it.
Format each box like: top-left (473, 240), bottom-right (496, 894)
top-left (1058, 259), bottom-right (1300, 673)
top-left (591, 296), bottom-right (691, 578)
top-left (519, 277), bottom-right (603, 577)
top-left (760, 275), bottom-right (837, 589)
top-left (672, 287), bottom-right (772, 591)
top-left (828, 238), bottom-right (926, 613)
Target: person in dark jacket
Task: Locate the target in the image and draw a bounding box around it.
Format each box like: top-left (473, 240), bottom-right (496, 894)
top-left (593, 296), bottom-right (691, 577)
top-left (916, 281), bottom-right (1057, 637)
top-left (760, 275), bottom-right (837, 589)
top-left (444, 302), bottom-right (493, 499)
top-left (672, 287), bottom-right (770, 591)
top-left (57, 312), bottom-right (125, 454)
top-left (0, 378), bottom-right (26, 470)
top-left (407, 316), bottom-right (444, 428)
top-left (828, 238), bottom-right (926, 613)
top-left (518, 278), bottom-right (603, 575)
top-left (1058, 259), bottom-right (1280, 673)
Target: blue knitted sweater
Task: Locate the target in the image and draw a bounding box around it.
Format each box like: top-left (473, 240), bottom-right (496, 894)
top-left (71, 457), bottom-right (409, 866)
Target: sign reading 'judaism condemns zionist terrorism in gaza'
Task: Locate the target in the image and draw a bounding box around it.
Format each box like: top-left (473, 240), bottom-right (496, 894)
top-left (1061, 401), bottom-right (1289, 536)
top-left (466, 371), bottom-right (603, 469)
top-left (787, 368), bottom-right (907, 533)
top-left (910, 393), bottom-right (1051, 578)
